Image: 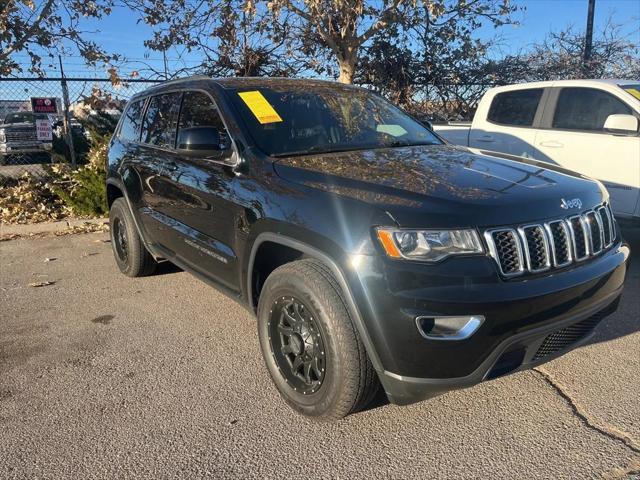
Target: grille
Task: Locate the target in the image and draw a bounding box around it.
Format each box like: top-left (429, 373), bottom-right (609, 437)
top-left (533, 303), bottom-right (616, 361)
top-left (485, 204), bottom-right (615, 277)
top-left (5, 127), bottom-right (37, 142)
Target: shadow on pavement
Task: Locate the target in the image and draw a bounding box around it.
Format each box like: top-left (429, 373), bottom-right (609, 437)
top-left (155, 261), bottom-right (183, 276)
top-left (586, 226), bottom-right (640, 347)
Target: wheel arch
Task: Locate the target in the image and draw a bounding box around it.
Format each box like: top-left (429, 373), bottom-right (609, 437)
top-left (247, 232), bottom-right (383, 372)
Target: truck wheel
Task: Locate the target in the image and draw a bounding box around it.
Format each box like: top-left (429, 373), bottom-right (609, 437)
top-left (257, 259), bottom-right (380, 420)
top-left (109, 198), bottom-right (157, 277)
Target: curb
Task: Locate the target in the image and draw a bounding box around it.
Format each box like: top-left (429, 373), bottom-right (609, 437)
top-left (0, 218), bottom-right (108, 237)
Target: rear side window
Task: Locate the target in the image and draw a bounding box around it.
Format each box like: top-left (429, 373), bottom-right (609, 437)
top-left (552, 87), bottom-right (632, 131)
top-left (141, 92), bottom-right (182, 147)
top-left (118, 100), bottom-right (145, 142)
top-left (487, 89), bottom-right (543, 126)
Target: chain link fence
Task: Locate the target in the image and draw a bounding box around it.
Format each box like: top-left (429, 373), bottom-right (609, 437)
top-left (0, 76), bottom-right (488, 189)
top-left (0, 77), bottom-right (162, 187)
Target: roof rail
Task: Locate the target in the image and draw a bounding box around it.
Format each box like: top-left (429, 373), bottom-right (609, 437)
top-left (155, 74), bottom-right (210, 85)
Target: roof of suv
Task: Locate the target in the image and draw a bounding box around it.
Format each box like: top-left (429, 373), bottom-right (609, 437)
top-left (129, 75), bottom-right (362, 102)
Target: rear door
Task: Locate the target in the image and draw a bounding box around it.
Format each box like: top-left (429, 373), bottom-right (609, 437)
top-left (469, 88), bottom-right (544, 158)
top-left (113, 97), bottom-right (168, 242)
top-left (135, 91), bottom-right (184, 252)
top-left (534, 87), bottom-right (640, 216)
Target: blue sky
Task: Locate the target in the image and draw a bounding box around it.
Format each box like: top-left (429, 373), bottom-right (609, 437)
top-left (11, 0), bottom-right (640, 79)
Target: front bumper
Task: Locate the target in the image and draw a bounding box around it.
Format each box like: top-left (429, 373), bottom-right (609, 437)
top-left (0, 142), bottom-right (52, 154)
top-left (344, 238), bottom-right (630, 406)
top-left (381, 292), bottom-right (620, 405)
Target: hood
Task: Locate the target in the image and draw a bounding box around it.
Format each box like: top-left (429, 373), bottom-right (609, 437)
top-left (272, 144), bottom-right (606, 228)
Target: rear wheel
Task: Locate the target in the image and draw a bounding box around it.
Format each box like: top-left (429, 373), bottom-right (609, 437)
top-left (109, 197), bottom-right (157, 277)
top-left (257, 259), bottom-right (379, 420)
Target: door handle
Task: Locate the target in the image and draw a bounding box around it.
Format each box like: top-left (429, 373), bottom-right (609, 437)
top-left (539, 140), bottom-right (564, 148)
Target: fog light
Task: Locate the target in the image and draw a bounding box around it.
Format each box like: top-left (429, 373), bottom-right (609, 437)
top-left (416, 315), bottom-right (484, 340)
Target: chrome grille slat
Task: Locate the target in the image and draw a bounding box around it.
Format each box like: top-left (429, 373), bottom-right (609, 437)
top-left (567, 215), bottom-right (589, 261)
top-left (597, 205), bottom-right (614, 247)
top-left (585, 210), bottom-right (604, 254)
top-left (544, 220), bottom-right (573, 267)
top-left (485, 203), bottom-right (615, 277)
top-left (484, 228), bottom-right (524, 277)
top-left (518, 225), bottom-right (551, 272)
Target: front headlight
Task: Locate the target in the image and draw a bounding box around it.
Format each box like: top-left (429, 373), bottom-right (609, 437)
top-left (376, 228), bottom-right (484, 262)
top-left (0, 129), bottom-right (5, 143)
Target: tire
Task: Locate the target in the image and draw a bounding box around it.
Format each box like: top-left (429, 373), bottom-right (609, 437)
top-left (257, 259), bottom-right (380, 420)
top-left (109, 197), bottom-right (157, 277)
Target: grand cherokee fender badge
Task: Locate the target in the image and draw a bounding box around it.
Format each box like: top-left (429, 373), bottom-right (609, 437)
top-left (560, 198), bottom-right (582, 210)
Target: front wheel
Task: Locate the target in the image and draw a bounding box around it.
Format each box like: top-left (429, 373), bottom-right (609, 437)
top-left (257, 259), bottom-right (379, 420)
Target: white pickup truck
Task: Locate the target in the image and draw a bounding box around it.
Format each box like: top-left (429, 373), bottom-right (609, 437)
top-left (433, 79), bottom-right (640, 223)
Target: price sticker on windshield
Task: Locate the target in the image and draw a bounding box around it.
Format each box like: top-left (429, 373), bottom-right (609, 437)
top-left (624, 88), bottom-right (640, 100)
top-left (238, 90), bottom-right (283, 124)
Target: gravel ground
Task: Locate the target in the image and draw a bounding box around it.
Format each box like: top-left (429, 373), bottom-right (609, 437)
top-left (1, 228), bottom-right (638, 479)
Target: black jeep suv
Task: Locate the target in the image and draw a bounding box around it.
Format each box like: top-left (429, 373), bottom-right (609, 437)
top-left (106, 77), bottom-right (629, 420)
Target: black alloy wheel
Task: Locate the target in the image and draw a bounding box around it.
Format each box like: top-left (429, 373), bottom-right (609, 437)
top-left (268, 296), bottom-right (326, 395)
top-left (112, 216), bottom-right (128, 263)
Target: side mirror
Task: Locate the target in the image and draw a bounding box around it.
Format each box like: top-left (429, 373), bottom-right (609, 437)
top-left (420, 119), bottom-right (434, 130)
top-left (604, 114), bottom-right (638, 134)
top-left (177, 126), bottom-right (230, 155)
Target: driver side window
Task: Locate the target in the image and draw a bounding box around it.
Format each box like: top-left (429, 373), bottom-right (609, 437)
top-left (177, 91), bottom-right (231, 150)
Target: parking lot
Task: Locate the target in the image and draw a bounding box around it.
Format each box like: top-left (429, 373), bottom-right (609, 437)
top-left (1, 228), bottom-right (639, 479)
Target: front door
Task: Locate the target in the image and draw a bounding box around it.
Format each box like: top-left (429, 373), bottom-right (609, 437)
top-left (158, 90), bottom-right (242, 292)
top-left (534, 87), bottom-right (640, 216)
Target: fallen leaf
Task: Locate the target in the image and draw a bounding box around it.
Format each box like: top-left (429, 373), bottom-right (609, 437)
top-left (28, 281), bottom-right (54, 287)
top-left (44, 257), bottom-right (57, 262)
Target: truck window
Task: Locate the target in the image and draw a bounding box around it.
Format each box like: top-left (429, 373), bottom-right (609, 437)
top-left (552, 88), bottom-right (632, 131)
top-left (141, 92), bottom-right (182, 148)
top-left (177, 91), bottom-right (231, 149)
top-left (118, 100), bottom-right (145, 142)
top-left (487, 89), bottom-right (543, 127)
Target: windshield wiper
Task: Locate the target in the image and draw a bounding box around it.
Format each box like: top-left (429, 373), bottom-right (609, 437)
top-left (271, 145), bottom-right (368, 158)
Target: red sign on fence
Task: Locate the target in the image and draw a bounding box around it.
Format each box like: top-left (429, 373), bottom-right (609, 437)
top-left (30, 97), bottom-right (59, 114)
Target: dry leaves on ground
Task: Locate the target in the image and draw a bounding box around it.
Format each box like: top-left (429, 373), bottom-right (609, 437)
top-left (0, 173), bottom-right (70, 224)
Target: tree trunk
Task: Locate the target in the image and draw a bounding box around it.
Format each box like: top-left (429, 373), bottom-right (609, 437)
top-left (337, 49), bottom-right (357, 84)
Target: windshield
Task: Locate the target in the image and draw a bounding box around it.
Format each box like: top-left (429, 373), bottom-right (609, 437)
top-left (226, 84), bottom-right (442, 157)
top-left (619, 84), bottom-right (640, 101)
top-left (4, 112), bottom-right (35, 124)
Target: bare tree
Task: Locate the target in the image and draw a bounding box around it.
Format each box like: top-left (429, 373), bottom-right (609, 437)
top-left (0, 0), bottom-right (118, 77)
top-left (520, 20), bottom-right (640, 81)
top-left (123, 0), bottom-right (304, 79)
top-left (264, 0), bottom-right (517, 84)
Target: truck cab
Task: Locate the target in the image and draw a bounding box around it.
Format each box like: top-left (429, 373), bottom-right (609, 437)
top-left (434, 80), bottom-right (640, 223)
top-left (0, 111), bottom-right (53, 165)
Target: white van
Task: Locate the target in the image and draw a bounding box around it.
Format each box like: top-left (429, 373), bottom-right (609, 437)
top-left (434, 80), bottom-right (640, 223)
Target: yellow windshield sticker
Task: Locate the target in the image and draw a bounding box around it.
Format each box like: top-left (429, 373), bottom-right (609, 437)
top-left (238, 91), bottom-right (283, 124)
top-left (625, 88), bottom-right (640, 100)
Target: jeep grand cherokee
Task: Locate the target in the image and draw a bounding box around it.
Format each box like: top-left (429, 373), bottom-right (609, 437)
top-left (106, 77), bottom-right (629, 420)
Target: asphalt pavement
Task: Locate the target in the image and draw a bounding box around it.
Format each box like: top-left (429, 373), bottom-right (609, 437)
top-left (1, 228), bottom-right (639, 479)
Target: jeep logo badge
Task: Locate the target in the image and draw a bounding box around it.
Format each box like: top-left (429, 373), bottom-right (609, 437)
top-left (560, 198), bottom-right (582, 210)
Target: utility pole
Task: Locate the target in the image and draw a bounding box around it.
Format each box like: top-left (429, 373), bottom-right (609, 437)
top-left (58, 56), bottom-right (77, 168)
top-left (583, 0), bottom-right (596, 68)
